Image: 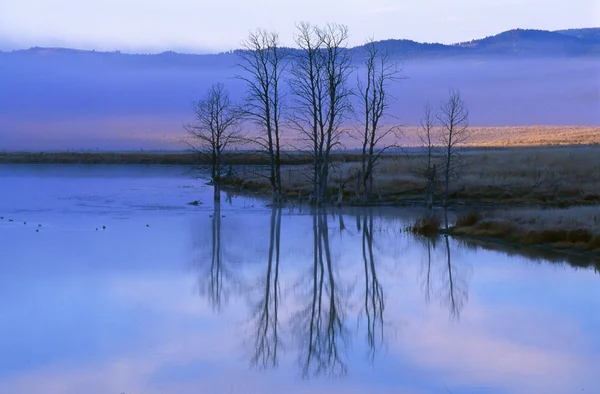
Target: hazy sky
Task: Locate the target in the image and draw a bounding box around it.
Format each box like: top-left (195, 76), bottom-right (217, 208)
top-left (0, 0), bottom-right (598, 53)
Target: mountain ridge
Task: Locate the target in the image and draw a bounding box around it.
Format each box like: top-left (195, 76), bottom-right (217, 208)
top-left (1, 27), bottom-right (599, 58)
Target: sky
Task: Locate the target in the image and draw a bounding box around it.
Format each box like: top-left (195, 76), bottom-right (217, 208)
top-left (0, 0), bottom-right (599, 53)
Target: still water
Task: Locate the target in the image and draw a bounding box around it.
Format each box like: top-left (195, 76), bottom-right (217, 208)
top-left (0, 165), bottom-right (599, 394)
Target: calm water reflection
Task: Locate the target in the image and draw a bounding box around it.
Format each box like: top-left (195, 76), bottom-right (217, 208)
top-left (195, 205), bottom-right (476, 381)
top-left (1, 165), bottom-right (599, 394)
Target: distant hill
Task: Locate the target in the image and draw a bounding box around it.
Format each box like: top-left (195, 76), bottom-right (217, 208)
top-left (1, 27), bottom-right (599, 61)
top-left (352, 39), bottom-right (467, 59)
top-left (0, 46), bottom-right (240, 69)
top-left (555, 28), bottom-right (600, 43)
top-left (454, 28), bottom-right (600, 56)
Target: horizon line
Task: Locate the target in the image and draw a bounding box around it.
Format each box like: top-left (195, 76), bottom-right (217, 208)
top-left (0, 26), bottom-right (597, 56)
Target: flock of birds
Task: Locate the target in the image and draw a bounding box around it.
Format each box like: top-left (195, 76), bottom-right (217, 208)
top-left (2, 204), bottom-right (224, 233)
top-left (0, 216), bottom-right (152, 232)
top-left (1, 216), bottom-right (43, 232)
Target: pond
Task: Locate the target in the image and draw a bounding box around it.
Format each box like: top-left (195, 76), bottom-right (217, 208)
top-left (0, 165), bottom-right (599, 394)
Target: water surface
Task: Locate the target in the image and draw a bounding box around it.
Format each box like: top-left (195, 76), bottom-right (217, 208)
top-left (0, 165), bottom-right (599, 394)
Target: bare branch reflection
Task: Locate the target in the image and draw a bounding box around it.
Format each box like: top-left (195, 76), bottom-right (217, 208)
top-left (193, 202), bottom-right (235, 312)
top-left (414, 212), bottom-right (471, 320)
top-left (293, 209), bottom-right (349, 378)
top-left (420, 236), bottom-right (438, 305)
top-left (249, 206), bottom-right (282, 368)
top-left (442, 234), bottom-right (467, 319)
top-left (361, 213), bottom-right (385, 360)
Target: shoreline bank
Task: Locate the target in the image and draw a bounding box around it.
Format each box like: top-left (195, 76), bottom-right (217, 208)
top-left (4, 148), bottom-right (600, 259)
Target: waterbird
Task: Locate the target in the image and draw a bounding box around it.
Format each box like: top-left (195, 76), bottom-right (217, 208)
top-left (36, 229), bottom-right (39, 233)
top-left (102, 226), bottom-right (106, 230)
top-left (38, 224), bottom-right (42, 227)
top-left (146, 224), bottom-right (150, 227)
top-left (8, 219), bottom-right (13, 222)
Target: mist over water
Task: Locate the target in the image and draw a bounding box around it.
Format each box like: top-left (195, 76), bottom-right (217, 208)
top-left (0, 53), bottom-right (598, 151)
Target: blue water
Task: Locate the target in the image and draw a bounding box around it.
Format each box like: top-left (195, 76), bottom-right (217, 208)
top-left (0, 165), bottom-right (598, 394)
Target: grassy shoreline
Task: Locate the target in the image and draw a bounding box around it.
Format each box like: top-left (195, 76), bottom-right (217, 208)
top-left (451, 232), bottom-right (600, 270)
top-left (4, 146), bottom-right (600, 259)
top-left (404, 207), bottom-right (600, 263)
top-left (450, 207), bottom-right (600, 256)
top-left (3, 146), bottom-right (600, 208)
top-left (222, 145), bottom-right (600, 209)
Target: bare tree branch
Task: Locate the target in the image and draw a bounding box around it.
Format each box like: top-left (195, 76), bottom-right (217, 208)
top-left (238, 30), bottom-right (288, 203)
top-left (184, 82), bottom-right (244, 200)
top-left (437, 89), bottom-right (470, 207)
top-left (356, 38), bottom-right (403, 202)
top-left (288, 22), bottom-right (353, 205)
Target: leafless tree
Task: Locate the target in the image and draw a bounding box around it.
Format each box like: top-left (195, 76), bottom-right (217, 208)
top-left (415, 103), bottom-right (439, 208)
top-left (437, 89), bottom-right (470, 207)
top-left (357, 39), bottom-right (402, 202)
top-left (249, 206), bottom-right (282, 368)
top-left (238, 30), bottom-right (287, 203)
top-left (289, 23), bottom-right (353, 205)
top-left (184, 83), bottom-right (244, 201)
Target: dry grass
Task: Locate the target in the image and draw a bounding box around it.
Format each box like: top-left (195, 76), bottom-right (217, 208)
top-left (452, 207), bottom-right (600, 253)
top-left (151, 125), bottom-right (600, 150)
top-left (400, 126), bottom-right (600, 147)
top-left (227, 145), bottom-right (600, 206)
top-left (456, 237), bottom-right (600, 270)
top-left (465, 126), bottom-right (600, 147)
top-left (3, 132), bottom-right (600, 207)
top-left (407, 215), bottom-right (442, 237)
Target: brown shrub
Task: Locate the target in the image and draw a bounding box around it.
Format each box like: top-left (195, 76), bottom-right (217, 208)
top-left (586, 235), bottom-right (600, 251)
top-left (583, 194), bottom-right (600, 202)
top-left (456, 212), bottom-right (481, 227)
top-left (499, 192), bottom-right (515, 200)
top-left (567, 229), bottom-right (593, 244)
top-left (408, 215), bottom-right (442, 237)
top-left (522, 230), bottom-right (568, 244)
top-left (475, 222), bottom-right (516, 238)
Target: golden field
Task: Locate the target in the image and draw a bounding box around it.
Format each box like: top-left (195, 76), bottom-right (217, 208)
top-left (400, 125), bottom-right (600, 147)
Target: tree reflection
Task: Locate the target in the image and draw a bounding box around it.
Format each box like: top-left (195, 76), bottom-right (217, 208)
top-left (442, 211), bottom-right (470, 319)
top-left (415, 212), bottom-right (471, 320)
top-left (361, 213), bottom-right (385, 360)
top-left (293, 208), bottom-right (349, 378)
top-left (194, 202), bottom-right (234, 312)
top-left (249, 206), bottom-right (282, 368)
top-left (442, 234), bottom-right (468, 319)
top-left (420, 236), bottom-right (436, 305)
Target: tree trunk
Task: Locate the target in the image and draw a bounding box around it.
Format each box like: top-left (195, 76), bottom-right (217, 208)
top-left (275, 145), bottom-right (282, 204)
top-left (337, 181), bottom-right (343, 206)
top-left (426, 164), bottom-right (436, 209)
top-left (443, 147), bottom-right (451, 207)
top-left (355, 171), bottom-right (361, 202)
top-left (214, 182), bottom-right (221, 201)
